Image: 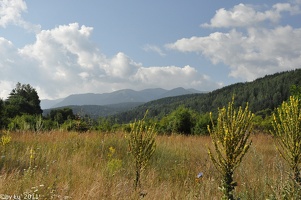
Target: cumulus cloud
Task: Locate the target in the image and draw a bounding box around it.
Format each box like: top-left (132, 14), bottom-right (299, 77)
top-left (167, 2), bottom-right (301, 81)
top-left (0, 0), bottom-right (26, 27)
top-left (107, 52), bottom-right (141, 79)
top-left (131, 65), bottom-right (215, 89)
top-left (0, 0), bottom-right (40, 32)
top-left (202, 3), bottom-right (301, 28)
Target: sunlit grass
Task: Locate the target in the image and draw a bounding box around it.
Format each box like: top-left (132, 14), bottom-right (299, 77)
top-left (0, 131), bottom-right (289, 199)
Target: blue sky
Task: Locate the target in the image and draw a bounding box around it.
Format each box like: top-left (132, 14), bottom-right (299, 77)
top-left (1, 0), bottom-right (301, 99)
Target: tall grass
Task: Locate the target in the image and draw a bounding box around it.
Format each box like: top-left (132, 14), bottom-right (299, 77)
top-left (0, 131), bottom-right (288, 199)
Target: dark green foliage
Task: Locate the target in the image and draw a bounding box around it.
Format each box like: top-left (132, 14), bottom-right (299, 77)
top-left (158, 106), bottom-right (196, 135)
top-left (42, 118), bottom-right (57, 130)
top-left (96, 117), bottom-right (119, 132)
top-left (0, 99), bottom-right (8, 128)
top-left (193, 112), bottom-right (211, 135)
top-left (59, 118), bottom-right (91, 132)
top-left (171, 106), bottom-right (195, 135)
top-left (72, 119), bottom-right (90, 132)
top-left (156, 107), bottom-right (211, 135)
top-left (48, 107), bottom-right (75, 124)
top-left (4, 83), bottom-right (42, 118)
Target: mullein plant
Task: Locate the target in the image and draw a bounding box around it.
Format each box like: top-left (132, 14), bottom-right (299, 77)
top-left (1, 130), bottom-right (11, 151)
top-left (208, 97), bottom-right (254, 200)
top-left (271, 95), bottom-right (301, 195)
top-left (126, 111), bottom-right (157, 190)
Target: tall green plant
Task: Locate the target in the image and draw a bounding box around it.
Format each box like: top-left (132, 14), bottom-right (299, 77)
top-left (271, 96), bottom-right (301, 191)
top-left (126, 111), bottom-right (156, 190)
top-left (208, 98), bottom-right (254, 200)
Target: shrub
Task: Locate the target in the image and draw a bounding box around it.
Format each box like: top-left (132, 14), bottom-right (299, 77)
top-left (159, 106), bottom-right (196, 135)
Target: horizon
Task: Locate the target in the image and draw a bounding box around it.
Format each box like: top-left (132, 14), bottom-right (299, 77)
top-left (37, 68), bottom-right (301, 101)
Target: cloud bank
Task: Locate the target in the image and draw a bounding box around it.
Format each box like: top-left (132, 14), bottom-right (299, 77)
top-left (167, 2), bottom-right (301, 81)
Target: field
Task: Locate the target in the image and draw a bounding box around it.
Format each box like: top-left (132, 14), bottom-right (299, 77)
top-left (0, 131), bottom-right (290, 199)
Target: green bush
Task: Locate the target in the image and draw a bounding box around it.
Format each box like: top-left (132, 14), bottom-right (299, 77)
top-left (159, 106), bottom-right (196, 135)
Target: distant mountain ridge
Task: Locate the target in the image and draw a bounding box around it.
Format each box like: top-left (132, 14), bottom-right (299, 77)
top-left (112, 69), bottom-right (301, 123)
top-left (41, 87), bottom-right (203, 109)
top-left (42, 69), bottom-right (301, 120)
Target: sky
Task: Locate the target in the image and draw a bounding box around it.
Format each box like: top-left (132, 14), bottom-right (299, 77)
top-left (1, 0), bottom-right (301, 100)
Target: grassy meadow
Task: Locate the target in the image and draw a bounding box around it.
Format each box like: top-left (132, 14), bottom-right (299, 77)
top-left (0, 131), bottom-right (290, 199)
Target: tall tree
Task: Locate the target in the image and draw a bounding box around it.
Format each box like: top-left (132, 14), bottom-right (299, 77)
top-left (5, 83), bottom-right (42, 118)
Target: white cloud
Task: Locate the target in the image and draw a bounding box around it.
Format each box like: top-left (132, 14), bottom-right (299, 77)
top-left (202, 3), bottom-right (301, 28)
top-left (168, 2), bottom-right (301, 81)
top-left (0, 80), bottom-right (14, 100)
top-left (0, 0), bottom-right (26, 27)
top-left (131, 65), bottom-right (217, 90)
top-left (107, 52), bottom-right (141, 79)
top-left (168, 26), bottom-right (301, 80)
top-left (0, 0), bottom-right (40, 32)
top-left (273, 3), bottom-right (301, 15)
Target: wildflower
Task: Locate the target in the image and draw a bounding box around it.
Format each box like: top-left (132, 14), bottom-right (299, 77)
top-left (108, 146), bottom-right (115, 158)
top-left (197, 172), bottom-right (203, 178)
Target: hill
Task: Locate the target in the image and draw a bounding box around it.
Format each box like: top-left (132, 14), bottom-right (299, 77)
top-left (113, 69), bottom-right (301, 123)
top-left (41, 87), bottom-right (202, 109)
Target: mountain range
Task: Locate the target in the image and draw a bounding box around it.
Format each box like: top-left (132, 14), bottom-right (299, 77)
top-left (41, 87), bottom-right (203, 109)
top-left (42, 69), bottom-right (301, 121)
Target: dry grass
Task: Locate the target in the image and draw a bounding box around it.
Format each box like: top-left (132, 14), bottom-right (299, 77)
top-left (0, 131), bottom-right (289, 199)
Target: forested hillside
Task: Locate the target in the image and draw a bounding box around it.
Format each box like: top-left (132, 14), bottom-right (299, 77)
top-left (114, 69), bottom-right (301, 123)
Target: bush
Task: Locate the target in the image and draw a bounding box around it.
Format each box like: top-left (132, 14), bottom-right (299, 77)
top-left (159, 106), bottom-right (196, 135)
